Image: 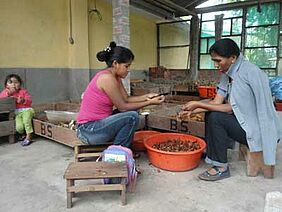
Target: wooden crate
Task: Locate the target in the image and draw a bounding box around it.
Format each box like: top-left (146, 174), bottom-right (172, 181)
top-left (146, 103), bottom-right (205, 138)
top-left (33, 101), bottom-right (80, 114)
top-left (33, 119), bottom-right (77, 147)
top-left (33, 101), bottom-right (146, 148)
top-left (165, 95), bottom-right (201, 104)
top-left (0, 97), bottom-right (15, 143)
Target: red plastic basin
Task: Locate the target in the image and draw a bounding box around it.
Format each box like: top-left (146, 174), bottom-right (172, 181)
top-left (144, 133), bottom-right (206, 171)
top-left (198, 86), bottom-right (216, 98)
top-left (131, 130), bottom-right (161, 152)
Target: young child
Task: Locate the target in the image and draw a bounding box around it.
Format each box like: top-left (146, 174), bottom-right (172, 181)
top-left (0, 74), bottom-right (34, 146)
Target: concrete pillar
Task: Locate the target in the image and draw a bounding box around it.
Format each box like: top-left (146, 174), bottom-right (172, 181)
top-left (112, 0), bottom-right (130, 94)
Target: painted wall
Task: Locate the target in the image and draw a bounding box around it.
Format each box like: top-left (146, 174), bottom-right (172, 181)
top-left (0, 0), bottom-right (69, 68)
top-left (130, 12), bottom-right (158, 70)
top-left (0, 0), bottom-right (160, 104)
top-left (89, 0), bottom-right (159, 70)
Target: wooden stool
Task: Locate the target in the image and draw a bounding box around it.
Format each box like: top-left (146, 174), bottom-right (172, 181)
top-left (73, 140), bottom-right (110, 162)
top-left (239, 144), bottom-right (275, 178)
top-left (64, 161), bottom-right (128, 208)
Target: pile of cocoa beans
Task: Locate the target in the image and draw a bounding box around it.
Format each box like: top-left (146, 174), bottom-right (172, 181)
top-left (152, 138), bottom-right (200, 152)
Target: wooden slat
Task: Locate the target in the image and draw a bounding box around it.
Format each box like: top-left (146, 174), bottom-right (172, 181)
top-left (0, 120), bottom-right (15, 136)
top-left (0, 97), bottom-right (15, 113)
top-left (77, 153), bottom-right (102, 158)
top-left (68, 184), bottom-right (124, 192)
top-left (64, 162), bottom-right (127, 180)
top-left (55, 102), bottom-right (80, 112)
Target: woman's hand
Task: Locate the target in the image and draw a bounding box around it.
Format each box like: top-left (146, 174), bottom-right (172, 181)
top-left (182, 101), bottom-right (200, 111)
top-left (148, 95), bottom-right (165, 105)
top-left (146, 93), bottom-right (159, 100)
top-left (178, 110), bottom-right (192, 118)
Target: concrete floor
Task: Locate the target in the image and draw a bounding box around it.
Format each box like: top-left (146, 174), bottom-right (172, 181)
top-left (0, 137), bottom-right (281, 212)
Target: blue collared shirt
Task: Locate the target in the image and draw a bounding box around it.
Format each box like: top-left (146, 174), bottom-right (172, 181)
top-left (217, 54), bottom-right (282, 165)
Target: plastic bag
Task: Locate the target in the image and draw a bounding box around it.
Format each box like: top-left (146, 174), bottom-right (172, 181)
top-left (270, 76), bottom-right (282, 101)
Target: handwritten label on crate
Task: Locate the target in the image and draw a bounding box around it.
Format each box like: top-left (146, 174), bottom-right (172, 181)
top-left (147, 115), bottom-right (205, 138)
top-left (40, 122), bottom-right (53, 138)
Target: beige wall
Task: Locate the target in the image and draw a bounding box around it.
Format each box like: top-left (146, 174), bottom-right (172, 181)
top-left (130, 12), bottom-right (158, 70)
top-left (88, 0), bottom-right (113, 69)
top-left (89, 0), bottom-right (159, 70)
top-left (0, 0), bottom-right (69, 68)
top-left (0, 0), bottom-right (159, 70)
top-left (69, 0), bottom-right (89, 69)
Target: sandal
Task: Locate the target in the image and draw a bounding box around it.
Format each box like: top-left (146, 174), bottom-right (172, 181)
top-left (21, 139), bottom-right (32, 146)
top-left (198, 166), bottom-right (230, 181)
top-left (133, 152), bottom-right (141, 159)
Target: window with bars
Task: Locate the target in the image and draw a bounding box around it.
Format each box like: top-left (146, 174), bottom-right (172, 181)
top-left (199, 2), bottom-right (281, 77)
top-left (157, 18), bottom-right (191, 69)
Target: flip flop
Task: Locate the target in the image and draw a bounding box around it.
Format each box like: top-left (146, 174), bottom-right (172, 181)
top-left (133, 152), bottom-right (141, 159)
top-left (198, 166), bottom-right (230, 181)
top-left (21, 139), bottom-right (32, 146)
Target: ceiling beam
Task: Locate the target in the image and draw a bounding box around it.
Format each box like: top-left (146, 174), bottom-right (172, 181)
top-left (195, 0), bottom-right (280, 14)
top-left (161, 0), bottom-right (197, 16)
top-left (193, 0), bottom-right (210, 8)
top-left (184, 0), bottom-right (206, 9)
top-left (145, 0), bottom-right (176, 13)
top-left (130, 0), bottom-right (175, 19)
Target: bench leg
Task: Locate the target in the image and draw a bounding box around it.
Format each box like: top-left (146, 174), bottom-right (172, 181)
top-left (245, 150), bottom-right (275, 178)
top-left (66, 179), bottom-right (74, 208)
top-left (74, 146), bottom-right (79, 162)
top-left (263, 165), bottom-right (275, 179)
top-left (8, 134), bottom-right (15, 144)
top-left (246, 151), bottom-right (264, 177)
top-left (121, 178), bottom-right (127, 205)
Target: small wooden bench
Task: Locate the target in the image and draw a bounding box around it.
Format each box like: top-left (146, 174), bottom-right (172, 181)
top-left (239, 144), bottom-right (274, 178)
top-left (64, 161), bottom-right (128, 208)
top-left (0, 97), bottom-right (15, 144)
top-left (73, 140), bottom-right (111, 162)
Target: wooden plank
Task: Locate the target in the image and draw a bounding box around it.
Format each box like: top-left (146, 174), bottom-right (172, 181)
top-left (165, 95), bottom-right (201, 104)
top-left (0, 120), bottom-right (15, 136)
top-left (68, 184), bottom-right (124, 192)
top-left (64, 162), bottom-right (127, 179)
top-left (33, 101), bottom-right (80, 114)
top-left (146, 103), bottom-right (205, 138)
top-left (77, 153), bottom-right (102, 158)
top-left (55, 102), bottom-right (80, 112)
top-left (0, 97), bottom-right (15, 113)
top-left (33, 119), bottom-right (77, 147)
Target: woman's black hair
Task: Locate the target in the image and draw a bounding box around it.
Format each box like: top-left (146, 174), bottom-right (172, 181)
top-left (4, 74), bottom-right (22, 86)
top-left (209, 38), bottom-right (240, 58)
top-left (96, 41), bottom-right (135, 67)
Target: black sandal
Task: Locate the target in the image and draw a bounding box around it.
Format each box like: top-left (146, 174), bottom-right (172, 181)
top-left (198, 166), bottom-right (231, 181)
top-left (133, 152), bottom-right (141, 159)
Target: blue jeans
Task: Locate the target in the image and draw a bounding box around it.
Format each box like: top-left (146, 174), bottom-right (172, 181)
top-left (76, 111), bottom-right (139, 147)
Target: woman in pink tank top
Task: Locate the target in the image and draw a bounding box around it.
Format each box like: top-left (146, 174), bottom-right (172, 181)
top-left (76, 41), bottom-right (165, 148)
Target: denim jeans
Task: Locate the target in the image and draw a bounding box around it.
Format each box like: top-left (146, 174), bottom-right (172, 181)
top-left (76, 111), bottom-right (139, 147)
top-left (205, 111), bottom-right (248, 167)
